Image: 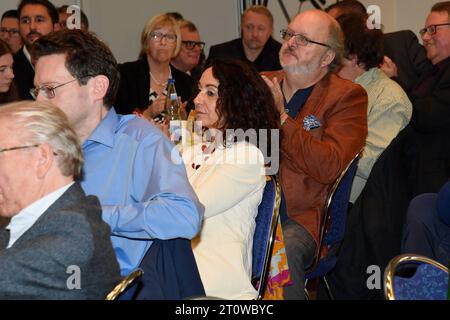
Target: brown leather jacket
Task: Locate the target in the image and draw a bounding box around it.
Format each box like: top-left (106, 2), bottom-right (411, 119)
top-left (264, 71), bottom-right (368, 247)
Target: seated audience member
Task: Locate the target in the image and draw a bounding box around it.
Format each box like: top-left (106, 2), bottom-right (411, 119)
top-left (327, 1), bottom-right (450, 299)
top-left (402, 180), bottom-right (450, 266)
top-left (171, 20), bottom-right (206, 81)
top-left (0, 40), bottom-right (18, 104)
top-left (325, 0), bottom-right (366, 18)
top-left (115, 13), bottom-right (194, 122)
top-left (31, 30), bottom-right (204, 284)
top-left (0, 10), bottom-right (23, 54)
top-left (57, 4), bottom-right (89, 31)
top-left (382, 30), bottom-right (432, 95)
top-left (207, 5), bottom-right (281, 72)
top-left (0, 101), bottom-right (120, 299)
top-left (326, 0), bottom-right (432, 95)
top-left (181, 59), bottom-right (280, 299)
top-left (14, 0), bottom-right (59, 100)
top-left (262, 10), bottom-right (367, 299)
top-left (336, 13), bottom-right (412, 203)
top-left (166, 11), bottom-right (184, 21)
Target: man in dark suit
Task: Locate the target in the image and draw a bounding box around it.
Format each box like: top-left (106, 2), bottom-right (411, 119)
top-left (325, 0), bottom-right (433, 96)
top-left (327, 1), bottom-right (450, 300)
top-left (382, 30), bottom-right (432, 96)
top-left (14, 0), bottom-right (58, 100)
top-left (207, 5), bottom-right (281, 72)
top-left (0, 101), bottom-right (120, 299)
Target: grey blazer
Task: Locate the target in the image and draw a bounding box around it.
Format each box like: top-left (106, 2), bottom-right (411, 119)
top-left (0, 183), bottom-right (121, 300)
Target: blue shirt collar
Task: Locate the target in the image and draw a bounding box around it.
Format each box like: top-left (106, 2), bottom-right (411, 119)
top-left (85, 108), bottom-right (119, 148)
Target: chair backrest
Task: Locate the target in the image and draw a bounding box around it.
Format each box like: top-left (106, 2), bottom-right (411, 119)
top-left (251, 176), bottom-right (281, 300)
top-left (307, 152), bottom-right (361, 277)
top-left (322, 152), bottom-right (360, 247)
top-left (105, 268), bottom-right (144, 300)
top-left (384, 254), bottom-right (449, 300)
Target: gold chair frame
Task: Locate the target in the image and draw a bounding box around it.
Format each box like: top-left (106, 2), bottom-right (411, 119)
top-left (384, 253), bottom-right (449, 300)
top-left (105, 268), bottom-right (144, 300)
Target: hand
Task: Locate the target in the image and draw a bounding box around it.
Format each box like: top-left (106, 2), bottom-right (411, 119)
top-left (153, 119), bottom-right (170, 138)
top-left (380, 56), bottom-right (398, 78)
top-left (143, 95), bottom-right (166, 120)
top-left (261, 75), bottom-right (285, 114)
top-left (179, 98), bottom-right (188, 120)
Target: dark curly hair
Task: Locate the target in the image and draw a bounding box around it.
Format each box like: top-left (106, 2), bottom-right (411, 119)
top-left (337, 13), bottom-right (384, 70)
top-left (206, 59), bottom-right (280, 152)
top-left (31, 29), bottom-right (120, 107)
top-left (325, 0), bottom-right (367, 17)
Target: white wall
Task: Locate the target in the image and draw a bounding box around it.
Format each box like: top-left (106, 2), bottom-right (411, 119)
top-left (84, 0), bottom-right (240, 63)
top-left (0, 0), bottom-right (444, 63)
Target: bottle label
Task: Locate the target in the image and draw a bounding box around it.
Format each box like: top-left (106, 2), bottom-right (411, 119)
top-left (170, 93), bottom-right (178, 100)
top-left (169, 120), bottom-right (182, 144)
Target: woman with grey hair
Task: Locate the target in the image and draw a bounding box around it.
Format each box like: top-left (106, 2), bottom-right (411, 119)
top-left (115, 13), bottom-right (194, 123)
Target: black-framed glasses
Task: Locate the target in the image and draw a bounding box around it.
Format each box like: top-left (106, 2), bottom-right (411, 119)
top-left (182, 40), bottom-right (205, 50)
top-left (419, 23), bottom-right (450, 36)
top-left (149, 31), bottom-right (177, 43)
top-left (0, 27), bottom-right (20, 37)
top-left (30, 75), bottom-right (94, 100)
top-left (0, 144), bottom-right (39, 154)
top-left (280, 29), bottom-right (330, 48)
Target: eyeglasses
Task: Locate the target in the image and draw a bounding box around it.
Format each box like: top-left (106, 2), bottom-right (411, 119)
top-left (0, 144), bottom-right (39, 154)
top-left (280, 29), bottom-right (330, 48)
top-left (0, 27), bottom-right (20, 37)
top-left (182, 40), bottom-right (205, 50)
top-left (30, 79), bottom-right (78, 100)
top-left (30, 75), bottom-right (93, 100)
top-left (419, 23), bottom-right (450, 36)
top-left (149, 31), bottom-right (177, 43)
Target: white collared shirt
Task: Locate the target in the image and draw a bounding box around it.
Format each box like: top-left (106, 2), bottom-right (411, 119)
top-left (6, 182), bottom-right (74, 248)
top-left (23, 46), bottom-right (34, 70)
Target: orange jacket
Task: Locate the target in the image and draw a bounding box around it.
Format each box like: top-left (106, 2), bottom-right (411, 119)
top-left (264, 71), bottom-right (368, 247)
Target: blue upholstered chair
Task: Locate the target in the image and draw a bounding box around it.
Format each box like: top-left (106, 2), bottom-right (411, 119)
top-left (384, 254), bottom-right (449, 300)
top-left (251, 176), bottom-right (281, 300)
top-left (305, 152), bottom-right (361, 299)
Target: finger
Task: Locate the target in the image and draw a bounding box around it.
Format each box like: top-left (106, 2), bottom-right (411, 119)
top-left (261, 75), bottom-right (275, 89)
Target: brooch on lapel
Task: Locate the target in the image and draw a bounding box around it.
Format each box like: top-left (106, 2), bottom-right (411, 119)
top-left (303, 115), bottom-right (322, 131)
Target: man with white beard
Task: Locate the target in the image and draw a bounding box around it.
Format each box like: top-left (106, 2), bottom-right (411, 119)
top-left (262, 10), bottom-right (368, 299)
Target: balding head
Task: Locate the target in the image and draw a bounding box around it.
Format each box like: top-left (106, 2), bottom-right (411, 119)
top-left (279, 10), bottom-right (344, 80)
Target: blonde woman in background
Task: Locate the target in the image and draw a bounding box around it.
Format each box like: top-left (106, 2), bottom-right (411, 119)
top-left (115, 13), bottom-right (194, 122)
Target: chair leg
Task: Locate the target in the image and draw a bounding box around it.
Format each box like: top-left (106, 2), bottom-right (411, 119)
top-left (304, 278), bottom-right (310, 300)
top-left (304, 288), bottom-right (310, 300)
top-left (322, 276), bottom-right (335, 300)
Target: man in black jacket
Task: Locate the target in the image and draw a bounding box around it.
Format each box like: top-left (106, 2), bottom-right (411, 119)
top-left (327, 1), bottom-right (450, 300)
top-left (14, 0), bottom-right (58, 100)
top-left (207, 5), bottom-right (281, 72)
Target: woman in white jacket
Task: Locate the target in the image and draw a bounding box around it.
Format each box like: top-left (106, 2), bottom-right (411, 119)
top-left (182, 59), bottom-right (280, 299)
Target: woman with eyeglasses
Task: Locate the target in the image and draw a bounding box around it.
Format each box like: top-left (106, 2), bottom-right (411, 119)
top-left (0, 40), bottom-right (18, 105)
top-left (115, 13), bottom-right (194, 122)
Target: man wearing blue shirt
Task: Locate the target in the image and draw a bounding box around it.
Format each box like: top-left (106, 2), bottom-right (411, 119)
top-left (30, 30), bottom-right (204, 277)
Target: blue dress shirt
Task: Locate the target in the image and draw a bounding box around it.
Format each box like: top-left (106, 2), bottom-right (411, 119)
top-left (80, 108), bottom-right (204, 275)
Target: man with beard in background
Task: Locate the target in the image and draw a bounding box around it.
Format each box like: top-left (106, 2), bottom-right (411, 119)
top-left (14, 0), bottom-right (58, 100)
